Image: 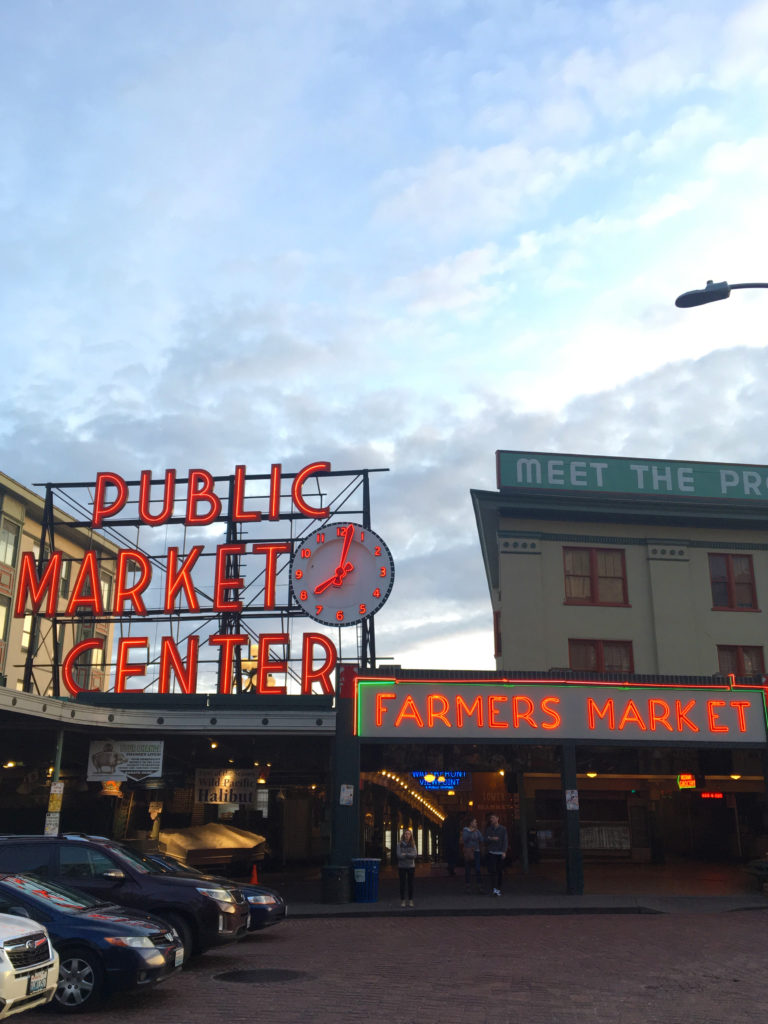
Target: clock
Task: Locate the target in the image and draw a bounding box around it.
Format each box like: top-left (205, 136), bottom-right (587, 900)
top-left (291, 521), bottom-right (395, 626)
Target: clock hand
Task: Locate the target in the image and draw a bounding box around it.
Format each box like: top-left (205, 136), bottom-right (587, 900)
top-left (336, 525), bottom-right (355, 574)
top-left (313, 561), bottom-right (355, 595)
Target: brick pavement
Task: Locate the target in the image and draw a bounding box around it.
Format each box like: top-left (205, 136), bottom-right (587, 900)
top-left (25, 908), bottom-right (768, 1024)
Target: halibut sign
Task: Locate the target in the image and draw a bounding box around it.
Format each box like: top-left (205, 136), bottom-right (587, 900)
top-left (356, 681), bottom-right (767, 744)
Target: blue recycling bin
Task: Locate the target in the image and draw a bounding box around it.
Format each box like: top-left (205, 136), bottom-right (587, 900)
top-left (351, 857), bottom-right (380, 902)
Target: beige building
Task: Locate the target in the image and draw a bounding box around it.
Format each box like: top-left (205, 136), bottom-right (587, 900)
top-left (0, 471), bottom-right (117, 694)
top-left (473, 451), bottom-right (768, 681)
top-left (471, 451), bottom-right (768, 869)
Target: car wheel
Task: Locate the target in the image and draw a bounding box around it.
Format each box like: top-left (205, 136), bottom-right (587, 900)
top-left (159, 912), bottom-right (194, 965)
top-left (54, 947), bottom-right (104, 1013)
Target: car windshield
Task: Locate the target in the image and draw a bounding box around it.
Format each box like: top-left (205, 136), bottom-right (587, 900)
top-left (0, 873), bottom-right (109, 914)
top-left (147, 854), bottom-right (204, 877)
top-left (103, 843), bottom-right (156, 874)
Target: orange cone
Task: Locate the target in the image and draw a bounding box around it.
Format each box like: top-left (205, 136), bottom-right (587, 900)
top-left (250, 863), bottom-right (259, 884)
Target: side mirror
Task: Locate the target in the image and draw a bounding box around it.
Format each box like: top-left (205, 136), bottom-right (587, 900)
top-left (102, 869), bottom-right (125, 882)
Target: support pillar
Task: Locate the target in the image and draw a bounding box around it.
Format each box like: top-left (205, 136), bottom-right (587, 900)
top-left (329, 667), bottom-right (361, 865)
top-left (561, 743), bottom-right (583, 895)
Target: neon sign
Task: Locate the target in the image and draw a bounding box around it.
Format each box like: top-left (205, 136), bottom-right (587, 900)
top-left (677, 774), bottom-right (696, 790)
top-left (15, 462), bottom-right (386, 697)
top-left (356, 680), bottom-right (767, 744)
top-left (412, 771), bottom-right (466, 790)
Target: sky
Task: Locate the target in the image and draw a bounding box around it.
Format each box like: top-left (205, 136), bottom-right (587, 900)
top-left (3, 0), bottom-right (768, 677)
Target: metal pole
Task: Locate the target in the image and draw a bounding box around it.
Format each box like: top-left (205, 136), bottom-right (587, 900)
top-left (52, 729), bottom-right (64, 783)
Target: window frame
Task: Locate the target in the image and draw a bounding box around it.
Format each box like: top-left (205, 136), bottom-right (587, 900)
top-left (568, 638), bottom-right (635, 674)
top-left (716, 644), bottom-right (765, 678)
top-left (708, 553), bottom-right (759, 611)
top-left (0, 518), bottom-right (20, 569)
top-left (563, 546), bottom-right (629, 607)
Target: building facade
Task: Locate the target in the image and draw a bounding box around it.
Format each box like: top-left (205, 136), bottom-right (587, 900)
top-left (0, 471), bottom-right (117, 694)
top-left (467, 451), bottom-right (768, 874)
top-left (473, 451), bottom-right (768, 680)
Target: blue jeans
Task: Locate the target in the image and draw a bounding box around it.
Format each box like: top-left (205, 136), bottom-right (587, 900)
top-left (464, 850), bottom-right (481, 884)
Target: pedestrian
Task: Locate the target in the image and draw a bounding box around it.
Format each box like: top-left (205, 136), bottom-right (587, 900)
top-left (484, 814), bottom-right (509, 896)
top-left (461, 816), bottom-right (483, 892)
top-left (397, 827), bottom-right (418, 908)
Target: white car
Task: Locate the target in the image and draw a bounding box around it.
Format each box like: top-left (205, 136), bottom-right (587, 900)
top-left (0, 912), bottom-right (59, 1018)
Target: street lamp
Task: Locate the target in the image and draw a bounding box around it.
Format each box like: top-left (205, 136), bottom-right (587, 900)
top-left (675, 279), bottom-right (768, 308)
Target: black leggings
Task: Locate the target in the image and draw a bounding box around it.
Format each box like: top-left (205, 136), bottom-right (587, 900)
top-left (399, 867), bottom-right (414, 899)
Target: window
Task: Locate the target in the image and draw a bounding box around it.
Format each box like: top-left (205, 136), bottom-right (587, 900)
top-left (0, 596), bottom-right (9, 642)
top-left (569, 639), bottom-right (634, 673)
top-left (493, 611), bottom-right (502, 658)
top-left (709, 554), bottom-right (757, 609)
top-left (99, 571), bottom-right (112, 611)
top-left (60, 558), bottom-right (72, 599)
top-left (20, 613), bottom-right (37, 653)
top-left (564, 547), bottom-right (628, 605)
top-left (0, 519), bottom-right (19, 568)
top-left (717, 645), bottom-right (764, 677)
top-left (0, 842), bottom-right (51, 876)
top-left (58, 845), bottom-right (117, 881)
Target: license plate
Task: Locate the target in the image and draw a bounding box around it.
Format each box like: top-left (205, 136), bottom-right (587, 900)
top-left (174, 948), bottom-right (184, 968)
top-left (27, 970), bottom-right (47, 995)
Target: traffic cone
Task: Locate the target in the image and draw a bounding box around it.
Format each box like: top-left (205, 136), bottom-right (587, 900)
top-left (250, 863), bottom-right (259, 884)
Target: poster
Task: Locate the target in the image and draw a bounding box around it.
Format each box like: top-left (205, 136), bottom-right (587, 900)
top-left (87, 740), bottom-right (164, 781)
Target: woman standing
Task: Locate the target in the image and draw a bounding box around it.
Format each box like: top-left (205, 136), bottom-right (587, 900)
top-left (461, 816), bottom-right (483, 892)
top-left (397, 827), bottom-right (418, 908)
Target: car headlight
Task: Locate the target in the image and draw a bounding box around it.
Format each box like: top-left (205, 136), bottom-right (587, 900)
top-left (104, 936), bottom-right (155, 948)
top-left (196, 886), bottom-right (235, 904)
top-left (247, 893), bottom-right (279, 905)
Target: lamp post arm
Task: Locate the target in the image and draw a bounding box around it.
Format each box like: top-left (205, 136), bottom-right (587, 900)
top-left (675, 280), bottom-right (768, 308)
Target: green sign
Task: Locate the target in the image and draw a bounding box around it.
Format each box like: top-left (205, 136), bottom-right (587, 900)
top-left (497, 452), bottom-right (768, 501)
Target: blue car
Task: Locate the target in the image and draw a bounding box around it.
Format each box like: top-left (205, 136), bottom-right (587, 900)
top-left (142, 852), bottom-right (287, 931)
top-left (0, 873), bottom-right (183, 1013)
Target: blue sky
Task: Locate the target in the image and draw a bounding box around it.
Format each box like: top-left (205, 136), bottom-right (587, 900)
top-left (3, 0), bottom-right (768, 673)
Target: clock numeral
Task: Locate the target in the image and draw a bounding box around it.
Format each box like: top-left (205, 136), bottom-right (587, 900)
top-left (359, 603), bottom-right (367, 615)
top-left (316, 532), bottom-right (325, 543)
top-left (295, 569), bottom-right (303, 579)
top-left (374, 545), bottom-right (381, 556)
top-left (300, 590), bottom-right (308, 601)
top-left (315, 604), bottom-right (323, 615)
top-left (379, 566), bottom-right (387, 577)
top-left (301, 548), bottom-right (311, 559)
top-left (372, 588), bottom-right (381, 599)
top-left (336, 610), bottom-right (344, 621)
top-left (336, 526), bottom-right (346, 537)
top-left (359, 531), bottom-right (365, 542)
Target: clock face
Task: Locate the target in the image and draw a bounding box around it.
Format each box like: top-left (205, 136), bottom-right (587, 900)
top-left (291, 522), bottom-right (395, 626)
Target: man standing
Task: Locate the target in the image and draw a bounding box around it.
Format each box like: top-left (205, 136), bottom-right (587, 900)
top-left (484, 814), bottom-right (509, 896)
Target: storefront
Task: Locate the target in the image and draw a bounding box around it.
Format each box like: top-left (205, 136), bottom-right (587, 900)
top-left (330, 667), bottom-right (768, 893)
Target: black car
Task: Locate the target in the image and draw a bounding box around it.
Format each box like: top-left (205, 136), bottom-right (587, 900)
top-left (0, 873), bottom-right (183, 1012)
top-left (143, 851), bottom-right (287, 930)
top-left (0, 836), bottom-right (249, 963)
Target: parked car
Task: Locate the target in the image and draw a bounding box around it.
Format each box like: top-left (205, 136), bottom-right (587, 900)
top-left (0, 836), bottom-right (248, 964)
top-left (143, 851), bottom-right (287, 931)
top-left (0, 910), bottom-right (58, 1018)
top-left (0, 874), bottom-right (182, 1013)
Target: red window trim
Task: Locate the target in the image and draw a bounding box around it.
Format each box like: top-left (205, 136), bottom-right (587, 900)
top-left (708, 553), bottom-right (759, 612)
top-left (493, 611), bottom-right (502, 659)
top-left (568, 639), bottom-right (635, 673)
top-left (716, 644), bottom-right (764, 677)
top-left (563, 547), bottom-right (629, 607)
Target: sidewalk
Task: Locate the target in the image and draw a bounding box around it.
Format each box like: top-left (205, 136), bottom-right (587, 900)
top-left (261, 859), bottom-right (768, 918)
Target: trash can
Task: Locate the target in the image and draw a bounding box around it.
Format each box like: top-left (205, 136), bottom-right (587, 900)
top-left (351, 857), bottom-right (380, 902)
top-left (321, 865), bottom-right (351, 904)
